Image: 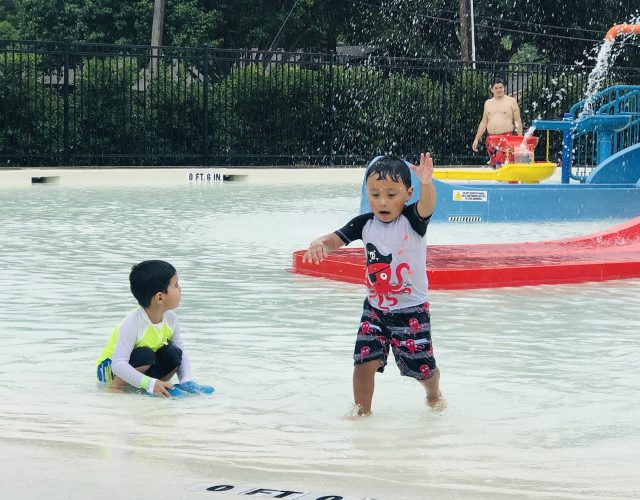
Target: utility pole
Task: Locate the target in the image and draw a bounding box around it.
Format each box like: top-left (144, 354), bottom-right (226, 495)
top-left (151, 0), bottom-right (166, 72)
top-left (470, 0), bottom-right (476, 66)
top-left (459, 0), bottom-right (471, 62)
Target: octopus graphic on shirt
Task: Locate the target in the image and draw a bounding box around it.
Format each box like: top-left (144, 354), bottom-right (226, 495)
top-left (365, 243), bottom-right (412, 309)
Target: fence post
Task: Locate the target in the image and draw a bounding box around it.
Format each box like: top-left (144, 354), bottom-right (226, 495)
top-left (63, 39), bottom-right (70, 165)
top-left (561, 112), bottom-right (573, 184)
top-left (202, 45), bottom-right (209, 162)
top-left (328, 51), bottom-right (335, 166)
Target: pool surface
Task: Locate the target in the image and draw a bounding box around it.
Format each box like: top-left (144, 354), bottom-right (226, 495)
top-left (1, 182), bottom-right (639, 499)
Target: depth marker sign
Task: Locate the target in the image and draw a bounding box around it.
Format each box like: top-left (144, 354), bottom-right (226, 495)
top-left (203, 483), bottom-right (377, 500)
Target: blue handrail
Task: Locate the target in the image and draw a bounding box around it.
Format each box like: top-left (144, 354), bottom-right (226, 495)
top-left (570, 85), bottom-right (640, 116)
top-left (569, 85), bottom-right (640, 182)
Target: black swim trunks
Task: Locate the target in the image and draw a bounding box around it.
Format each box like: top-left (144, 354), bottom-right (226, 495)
top-left (353, 299), bottom-right (437, 380)
top-left (97, 342), bottom-right (182, 383)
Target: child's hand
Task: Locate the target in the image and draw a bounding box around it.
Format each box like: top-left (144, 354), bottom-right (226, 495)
top-left (153, 380), bottom-right (175, 398)
top-left (410, 152), bottom-right (434, 185)
top-left (302, 239), bottom-right (328, 264)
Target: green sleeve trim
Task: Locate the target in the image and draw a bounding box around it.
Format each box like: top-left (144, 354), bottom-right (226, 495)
top-left (140, 375), bottom-right (151, 390)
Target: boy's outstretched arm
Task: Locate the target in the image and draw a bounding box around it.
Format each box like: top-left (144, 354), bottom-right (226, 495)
top-left (410, 152), bottom-right (436, 218)
top-left (302, 232), bottom-right (345, 264)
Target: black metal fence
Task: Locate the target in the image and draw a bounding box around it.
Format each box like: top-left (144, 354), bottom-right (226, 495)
top-left (2, 39), bottom-right (640, 167)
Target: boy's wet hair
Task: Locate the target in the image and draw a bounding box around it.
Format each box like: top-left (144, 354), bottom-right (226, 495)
top-left (367, 156), bottom-right (412, 189)
top-left (129, 260), bottom-right (176, 308)
top-left (490, 77), bottom-right (505, 87)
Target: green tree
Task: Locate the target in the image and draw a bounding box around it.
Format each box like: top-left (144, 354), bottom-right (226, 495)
top-left (215, 0), bottom-right (314, 50)
top-left (214, 0), bottom-right (361, 53)
top-left (15, 0), bottom-right (221, 47)
top-left (0, 20), bottom-right (17, 39)
top-left (348, 0), bottom-right (460, 59)
top-left (0, 0), bottom-right (17, 23)
top-left (78, 0), bottom-right (152, 45)
top-left (164, 0), bottom-right (222, 48)
top-left (16, 0), bottom-right (152, 44)
top-left (16, 0), bottom-right (82, 41)
top-left (471, 0), bottom-right (640, 67)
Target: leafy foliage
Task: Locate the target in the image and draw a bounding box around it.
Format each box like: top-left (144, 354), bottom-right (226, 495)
top-left (0, 19), bottom-right (16, 39)
top-left (5, 0), bottom-right (640, 67)
top-left (165, 0), bottom-right (222, 48)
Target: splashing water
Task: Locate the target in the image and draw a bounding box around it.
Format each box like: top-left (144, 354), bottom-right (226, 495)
top-left (522, 125), bottom-right (536, 143)
top-left (517, 126), bottom-right (536, 159)
top-left (581, 15), bottom-right (640, 115)
top-left (581, 40), bottom-right (615, 115)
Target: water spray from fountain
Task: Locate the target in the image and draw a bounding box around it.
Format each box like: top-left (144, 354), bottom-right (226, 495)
top-left (581, 17), bottom-right (640, 115)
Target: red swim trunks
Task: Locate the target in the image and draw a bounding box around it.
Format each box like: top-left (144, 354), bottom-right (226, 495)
top-left (486, 132), bottom-right (513, 168)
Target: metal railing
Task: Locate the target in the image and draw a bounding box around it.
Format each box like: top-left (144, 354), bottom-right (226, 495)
top-left (569, 85), bottom-right (640, 179)
top-left (2, 39), bottom-right (640, 167)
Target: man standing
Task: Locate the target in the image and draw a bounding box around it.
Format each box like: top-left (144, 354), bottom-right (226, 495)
top-left (472, 78), bottom-right (523, 167)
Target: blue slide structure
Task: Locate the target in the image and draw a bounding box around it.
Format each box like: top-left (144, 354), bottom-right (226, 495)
top-left (587, 142), bottom-right (640, 185)
top-left (361, 85), bottom-right (640, 222)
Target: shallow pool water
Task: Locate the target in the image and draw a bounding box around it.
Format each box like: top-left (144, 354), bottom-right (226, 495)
top-left (1, 182), bottom-right (639, 499)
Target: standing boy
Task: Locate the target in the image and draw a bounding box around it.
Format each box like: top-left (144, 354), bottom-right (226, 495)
top-left (303, 154), bottom-right (444, 415)
top-left (96, 260), bottom-right (213, 397)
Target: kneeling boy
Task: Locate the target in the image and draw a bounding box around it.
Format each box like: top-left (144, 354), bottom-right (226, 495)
top-left (96, 260), bottom-right (213, 397)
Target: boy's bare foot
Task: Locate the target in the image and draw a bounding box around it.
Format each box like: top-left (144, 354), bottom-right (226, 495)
top-left (342, 403), bottom-right (372, 419)
top-left (426, 393), bottom-right (447, 412)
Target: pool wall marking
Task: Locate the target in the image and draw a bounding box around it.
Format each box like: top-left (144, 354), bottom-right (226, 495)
top-left (0, 167), bottom-right (366, 187)
top-left (203, 482), bottom-right (377, 500)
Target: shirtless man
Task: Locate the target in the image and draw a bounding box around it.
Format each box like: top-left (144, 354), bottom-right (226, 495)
top-left (472, 78), bottom-right (523, 166)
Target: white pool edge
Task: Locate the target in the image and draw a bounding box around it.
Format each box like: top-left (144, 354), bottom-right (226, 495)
top-left (0, 166), bottom-right (367, 187)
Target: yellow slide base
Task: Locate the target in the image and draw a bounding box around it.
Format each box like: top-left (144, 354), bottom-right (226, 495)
top-left (434, 162), bottom-right (556, 183)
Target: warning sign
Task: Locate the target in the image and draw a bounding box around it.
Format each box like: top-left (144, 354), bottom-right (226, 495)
top-left (452, 190), bottom-right (488, 202)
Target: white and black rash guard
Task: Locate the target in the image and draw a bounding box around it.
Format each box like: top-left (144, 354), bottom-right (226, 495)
top-left (335, 202), bottom-right (431, 311)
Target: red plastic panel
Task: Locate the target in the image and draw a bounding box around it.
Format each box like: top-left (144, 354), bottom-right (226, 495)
top-left (292, 217), bottom-right (640, 289)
